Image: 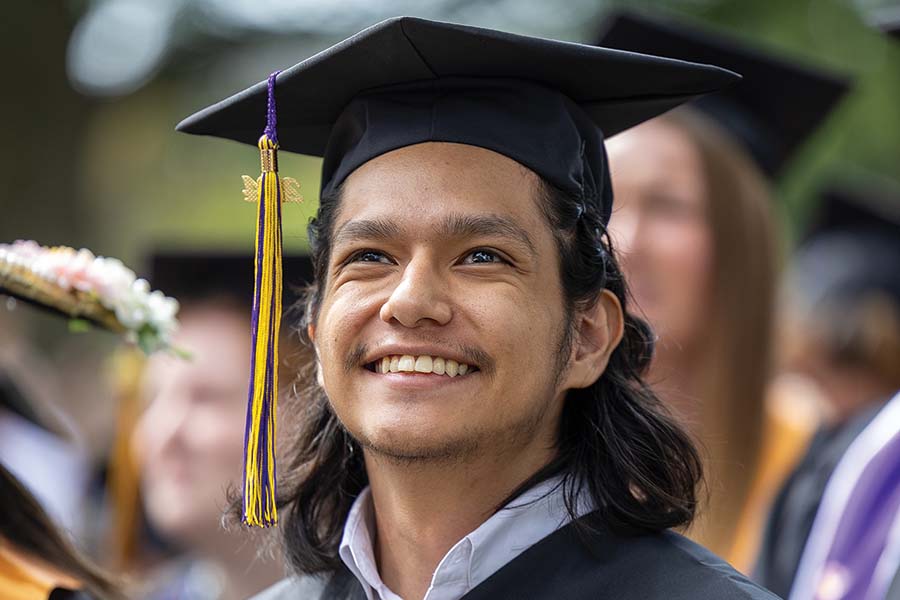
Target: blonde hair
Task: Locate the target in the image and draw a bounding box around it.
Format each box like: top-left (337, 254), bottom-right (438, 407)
top-left (660, 108), bottom-right (780, 557)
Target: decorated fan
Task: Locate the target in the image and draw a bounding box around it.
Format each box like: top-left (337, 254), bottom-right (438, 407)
top-left (0, 240), bottom-right (180, 354)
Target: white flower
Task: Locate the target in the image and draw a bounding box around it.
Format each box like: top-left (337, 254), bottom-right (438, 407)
top-left (113, 278), bottom-right (152, 330)
top-left (2, 240), bottom-right (181, 354)
top-left (147, 290), bottom-right (180, 338)
top-left (88, 257), bottom-right (137, 308)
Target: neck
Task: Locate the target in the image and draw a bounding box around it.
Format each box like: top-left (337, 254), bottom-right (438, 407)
top-left (364, 438), bottom-right (556, 600)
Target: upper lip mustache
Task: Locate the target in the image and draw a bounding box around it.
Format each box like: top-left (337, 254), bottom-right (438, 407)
top-left (362, 344), bottom-right (479, 369)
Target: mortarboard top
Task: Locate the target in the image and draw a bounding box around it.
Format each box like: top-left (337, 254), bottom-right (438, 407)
top-left (174, 15), bottom-right (740, 528)
top-left (148, 252), bottom-right (313, 310)
top-left (594, 9), bottom-right (851, 177)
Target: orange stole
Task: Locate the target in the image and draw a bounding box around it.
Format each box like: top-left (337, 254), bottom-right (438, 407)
top-left (0, 542), bottom-right (82, 600)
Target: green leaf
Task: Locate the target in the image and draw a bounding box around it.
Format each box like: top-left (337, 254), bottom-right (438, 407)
top-left (68, 319), bottom-right (92, 333)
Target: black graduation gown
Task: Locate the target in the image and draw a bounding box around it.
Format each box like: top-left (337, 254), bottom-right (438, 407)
top-left (753, 405), bottom-right (881, 598)
top-left (257, 515), bottom-right (778, 599)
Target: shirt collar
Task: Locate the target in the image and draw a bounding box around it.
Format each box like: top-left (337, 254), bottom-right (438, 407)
top-left (338, 476), bottom-right (593, 600)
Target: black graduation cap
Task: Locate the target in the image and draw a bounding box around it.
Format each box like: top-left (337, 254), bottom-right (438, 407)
top-left (594, 9), bottom-right (851, 176)
top-left (794, 180), bottom-right (900, 304)
top-left (174, 15), bottom-right (739, 528)
top-left (147, 252), bottom-right (313, 311)
top-left (804, 180), bottom-right (900, 242)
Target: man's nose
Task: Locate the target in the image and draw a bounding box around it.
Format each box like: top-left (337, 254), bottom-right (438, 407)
top-left (379, 256), bottom-right (452, 328)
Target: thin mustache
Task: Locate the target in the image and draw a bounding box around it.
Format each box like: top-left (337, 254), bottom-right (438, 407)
top-left (345, 341), bottom-right (495, 375)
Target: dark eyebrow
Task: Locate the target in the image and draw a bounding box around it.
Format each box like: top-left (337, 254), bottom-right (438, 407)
top-left (436, 213), bottom-right (537, 257)
top-left (332, 213), bottom-right (537, 257)
top-left (332, 218), bottom-right (403, 247)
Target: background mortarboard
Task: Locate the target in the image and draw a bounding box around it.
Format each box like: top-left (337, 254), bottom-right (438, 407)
top-left (147, 252), bottom-right (313, 311)
top-left (804, 181), bottom-right (900, 242)
top-left (794, 180), bottom-right (900, 304)
top-left (593, 9), bottom-right (851, 177)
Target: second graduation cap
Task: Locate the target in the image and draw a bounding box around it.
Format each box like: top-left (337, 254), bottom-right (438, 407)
top-left (795, 180), bottom-right (900, 306)
top-left (594, 9), bottom-right (851, 177)
top-left (175, 16), bottom-right (740, 526)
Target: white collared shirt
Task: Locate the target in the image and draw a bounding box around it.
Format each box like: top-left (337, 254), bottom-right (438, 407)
top-left (338, 476), bottom-right (591, 600)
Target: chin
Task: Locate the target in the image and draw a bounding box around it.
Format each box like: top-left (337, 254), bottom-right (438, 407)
top-left (145, 486), bottom-right (219, 539)
top-left (146, 504), bottom-right (209, 545)
top-left (353, 421), bottom-right (483, 463)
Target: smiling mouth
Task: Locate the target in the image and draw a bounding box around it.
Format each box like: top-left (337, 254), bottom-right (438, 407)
top-left (364, 354), bottom-right (478, 377)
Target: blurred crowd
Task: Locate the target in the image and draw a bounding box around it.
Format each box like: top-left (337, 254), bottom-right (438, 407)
top-left (2, 3), bottom-right (900, 600)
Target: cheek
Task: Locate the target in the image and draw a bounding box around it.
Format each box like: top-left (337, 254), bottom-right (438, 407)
top-left (316, 285), bottom-right (384, 378)
top-left (648, 220), bottom-right (714, 336)
top-left (656, 220), bottom-right (712, 290)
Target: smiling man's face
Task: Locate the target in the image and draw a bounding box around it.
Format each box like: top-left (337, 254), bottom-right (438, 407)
top-left (311, 142), bottom-right (575, 463)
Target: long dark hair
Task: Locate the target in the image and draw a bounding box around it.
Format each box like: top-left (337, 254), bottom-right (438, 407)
top-left (245, 170), bottom-right (703, 575)
top-left (0, 463), bottom-right (122, 599)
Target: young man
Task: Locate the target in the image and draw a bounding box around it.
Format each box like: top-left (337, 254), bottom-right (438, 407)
top-left (177, 17), bottom-right (777, 600)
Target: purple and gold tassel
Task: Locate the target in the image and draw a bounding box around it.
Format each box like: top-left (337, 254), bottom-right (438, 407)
top-left (241, 71), bottom-right (300, 527)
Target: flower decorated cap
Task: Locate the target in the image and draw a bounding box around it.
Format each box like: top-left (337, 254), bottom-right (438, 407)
top-left (0, 241), bottom-right (180, 354)
top-left (594, 9), bottom-right (851, 177)
top-left (174, 16), bottom-right (740, 527)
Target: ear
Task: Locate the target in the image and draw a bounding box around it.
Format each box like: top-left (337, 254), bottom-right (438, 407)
top-left (307, 322), bottom-right (316, 344)
top-left (562, 289), bottom-right (625, 390)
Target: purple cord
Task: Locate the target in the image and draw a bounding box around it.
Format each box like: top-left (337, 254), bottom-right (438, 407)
top-left (263, 70), bottom-right (281, 142)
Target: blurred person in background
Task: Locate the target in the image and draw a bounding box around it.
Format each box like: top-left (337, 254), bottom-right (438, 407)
top-left (755, 180), bottom-right (900, 599)
top-left (129, 253), bottom-right (311, 600)
top-left (595, 9), bottom-right (849, 570)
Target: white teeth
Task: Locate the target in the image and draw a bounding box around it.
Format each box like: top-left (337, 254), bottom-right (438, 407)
top-left (398, 355), bottom-right (416, 372)
top-left (446, 360), bottom-right (459, 377)
top-left (414, 355), bottom-right (433, 373)
top-left (374, 354), bottom-right (472, 377)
